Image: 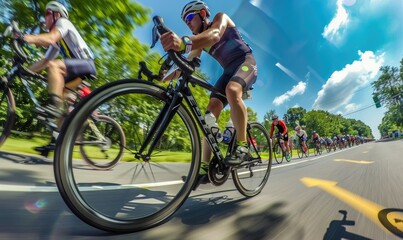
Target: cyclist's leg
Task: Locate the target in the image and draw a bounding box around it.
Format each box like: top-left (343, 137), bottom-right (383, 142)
top-left (224, 54), bottom-right (257, 165)
top-left (283, 133), bottom-right (290, 155)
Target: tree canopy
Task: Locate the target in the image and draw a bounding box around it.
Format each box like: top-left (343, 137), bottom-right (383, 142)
top-left (372, 58), bottom-right (403, 136)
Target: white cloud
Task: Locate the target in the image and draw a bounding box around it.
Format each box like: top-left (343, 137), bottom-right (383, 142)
top-left (344, 103), bottom-right (360, 113)
top-left (312, 50), bottom-right (384, 112)
top-left (273, 81), bottom-right (307, 106)
top-left (322, 0), bottom-right (350, 45)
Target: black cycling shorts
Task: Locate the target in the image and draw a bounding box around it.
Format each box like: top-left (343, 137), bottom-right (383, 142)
top-left (211, 53), bottom-right (257, 106)
top-left (64, 58), bottom-right (97, 82)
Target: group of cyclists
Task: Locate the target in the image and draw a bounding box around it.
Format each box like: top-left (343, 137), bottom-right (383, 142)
top-left (270, 115), bottom-right (367, 157)
top-left (8, 1), bottom-right (368, 188)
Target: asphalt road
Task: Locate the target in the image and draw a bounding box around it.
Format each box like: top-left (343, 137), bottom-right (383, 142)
top-left (0, 139), bottom-right (402, 240)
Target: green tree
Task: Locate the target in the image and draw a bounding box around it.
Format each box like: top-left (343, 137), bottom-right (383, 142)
top-left (372, 61), bottom-right (403, 129)
top-left (0, 0), bottom-right (156, 133)
top-left (283, 106), bottom-right (306, 130)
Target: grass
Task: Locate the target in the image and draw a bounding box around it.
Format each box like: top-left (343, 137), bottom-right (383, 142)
top-left (1, 136), bottom-right (49, 155)
top-left (1, 136), bottom-right (194, 162)
top-left (2, 137), bottom-right (278, 163)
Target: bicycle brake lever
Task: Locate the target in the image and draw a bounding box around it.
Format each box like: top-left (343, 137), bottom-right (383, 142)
top-left (150, 26), bottom-right (160, 49)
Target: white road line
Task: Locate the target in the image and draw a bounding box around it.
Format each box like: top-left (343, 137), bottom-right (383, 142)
top-left (0, 145), bottom-right (361, 193)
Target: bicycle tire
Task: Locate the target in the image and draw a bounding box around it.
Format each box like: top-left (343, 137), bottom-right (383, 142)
top-left (273, 142), bottom-right (283, 164)
top-left (79, 114), bottom-right (126, 170)
top-left (0, 86), bottom-right (15, 146)
top-left (232, 122), bottom-right (272, 197)
top-left (297, 145), bottom-right (303, 159)
top-left (54, 79), bottom-right (201, 233)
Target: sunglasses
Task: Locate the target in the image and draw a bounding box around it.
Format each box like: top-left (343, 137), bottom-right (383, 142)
top-left (184, 11), bottom-right (199, 23)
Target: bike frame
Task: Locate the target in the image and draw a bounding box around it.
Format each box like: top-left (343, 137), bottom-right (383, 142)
top-left (138, 73), bottom-right (242, 167)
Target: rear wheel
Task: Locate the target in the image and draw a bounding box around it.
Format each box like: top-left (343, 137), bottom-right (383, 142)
top-left (232, 122), bottom-right (272, 197)
top-left (0, 87), bottom-right (15, 146)
top-left (54, 79), bottom-right (200, 233)
top-left (79, 114), bottom-right (126, 170)
top-left (297, 144), bottom-right (303, 159)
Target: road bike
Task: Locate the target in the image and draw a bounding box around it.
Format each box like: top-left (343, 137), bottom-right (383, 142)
top-left (53, 16), bottom-right (272, 233)
top-left (0, 21), bottom-right (126, 170)
top-left (272, 132), bottom-right (291, 164)
top-left (313, 139), bottom-right (322, 156)
top-left (296, 138), bottom-right (309, 158)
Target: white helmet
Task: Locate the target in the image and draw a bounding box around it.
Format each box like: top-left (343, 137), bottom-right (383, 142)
top-left (181, 1), bottom-right (211, 22)
top-left (46, 1), bottom-right (69, 19)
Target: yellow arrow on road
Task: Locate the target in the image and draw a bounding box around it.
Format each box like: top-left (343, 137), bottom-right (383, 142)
top-left (334, 159), bottom-right (373, 164)
top-left (301, 177), bottom-right (403, 235)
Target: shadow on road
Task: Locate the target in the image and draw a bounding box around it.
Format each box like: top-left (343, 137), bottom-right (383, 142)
top-left (0, 150), bottom-right (51, 165)
top-left (323, 210), bottom-right (371, 240)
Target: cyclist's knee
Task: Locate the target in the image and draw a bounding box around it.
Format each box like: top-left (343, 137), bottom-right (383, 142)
top-left (47, 59), bottom-right (65, 72)
top-left (206, 98), bottom-right (223, 117)
top-left (225, 82), bottom-right (242, 99)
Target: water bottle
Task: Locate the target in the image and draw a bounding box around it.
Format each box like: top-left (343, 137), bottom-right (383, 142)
top-left (222, 119), bottom-right (234, 144)
top-left (205, 111), bottom-right (223, 142)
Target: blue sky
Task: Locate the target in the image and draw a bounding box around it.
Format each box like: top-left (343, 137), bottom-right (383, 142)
top-left (134, 0), bottom-right (403, 139)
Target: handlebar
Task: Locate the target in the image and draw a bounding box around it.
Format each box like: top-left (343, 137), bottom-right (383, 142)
top-left (2, 20), bottom-right (29, 63)
top-left (137, 61), bottom-right (160, 81)
top-left (152, 16), bottom-right (200, 76)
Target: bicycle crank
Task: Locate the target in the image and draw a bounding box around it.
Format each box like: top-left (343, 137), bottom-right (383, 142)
top-left (208, 157), bottom-right (231, 186)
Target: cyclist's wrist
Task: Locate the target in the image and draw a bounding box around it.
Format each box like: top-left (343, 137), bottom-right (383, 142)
top-left (180, 36), bottom-right (192, 54)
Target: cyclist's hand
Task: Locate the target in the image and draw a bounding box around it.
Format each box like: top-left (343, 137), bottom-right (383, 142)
top-left (160, 32), bottom-right (182, 52)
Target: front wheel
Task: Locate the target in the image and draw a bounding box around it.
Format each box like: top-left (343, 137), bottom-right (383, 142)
top-left (232, 122), bottom-right (272, 197)
top-left (79, 114), bottom-right (126, 170)
top-left (0, 87), bottom-right (15, 146)
top-left (54, 79), bottom-right (201, 233)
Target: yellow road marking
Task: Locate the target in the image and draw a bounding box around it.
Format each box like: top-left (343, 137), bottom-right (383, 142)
top-left (334, 159), bottom-right (373, 164)
top-left (301, 177), bottom-right (403, 235)
top-left (362, 151), bottom-right (369, 153)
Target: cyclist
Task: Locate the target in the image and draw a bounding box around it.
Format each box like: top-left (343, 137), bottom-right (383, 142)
top-left (269, 115), bottom-right (291, 160)
top-left (15, 1), bottom-right (96, 152)
top-left (160, 1), bottom-right (257, 182)
top-left (295, 125), bottom-right (308, 153)
top-left (311, 131), bottom-right (321, 150)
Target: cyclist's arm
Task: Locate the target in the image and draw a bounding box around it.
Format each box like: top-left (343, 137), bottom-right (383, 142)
top-left (23, 27), bottom-right (61, 48)
top-left (160, 13), bottom-right (234, 52)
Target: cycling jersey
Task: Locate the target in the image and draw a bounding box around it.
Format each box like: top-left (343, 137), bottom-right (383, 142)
top-left (45, 18), bottom-right (94, 60)
top-left (44, 17), bottom-right (96, 82)
top-left (296, 130), bottom-right (307, 141)
top-left (270, 120), bottom-right (288, 138)
top-left (204, 25), bottom-right (257, 106)
top-left (204, 26), bottom-right (252, 68)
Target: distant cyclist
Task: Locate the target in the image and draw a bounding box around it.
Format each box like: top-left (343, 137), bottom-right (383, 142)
top-left (324, 136), bottom-right (333, 147)
top-left (295, 125), bottom-right (308, 153)
top-left (269, 115), bottom-right (291, 160)
top-left (16, 1), bottom-right (96, 152)
top-left (159, 1), bottom-right (258, 186)
top-left (311, 131), bottom-right (321, 149)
